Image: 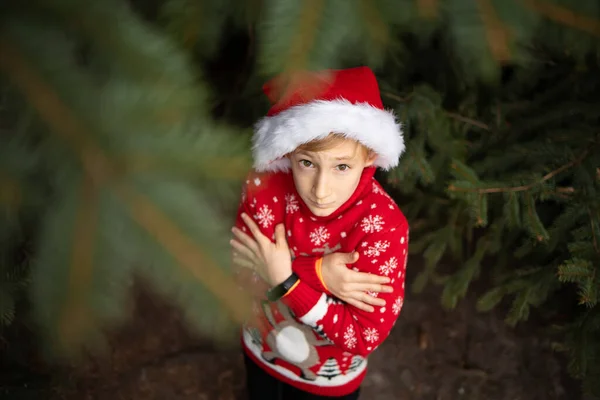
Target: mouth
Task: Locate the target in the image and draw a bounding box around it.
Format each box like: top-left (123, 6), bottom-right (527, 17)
top-left (311, 201), bottom-right (335, 209)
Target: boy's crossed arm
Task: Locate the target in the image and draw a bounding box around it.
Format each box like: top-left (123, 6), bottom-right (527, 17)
top-left (231, 211), bottom-right (408, 357)
top-left (230, 203), bottom-right (391, 311)
top-left (281, 224), bottom-right (407, 356)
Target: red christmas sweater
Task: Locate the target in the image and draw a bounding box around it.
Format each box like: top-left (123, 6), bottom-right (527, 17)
top-left (234, 166), bottom-right (409, 397)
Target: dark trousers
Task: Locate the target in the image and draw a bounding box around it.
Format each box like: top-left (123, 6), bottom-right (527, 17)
top-left (244, 353), bottom-right (361, 400)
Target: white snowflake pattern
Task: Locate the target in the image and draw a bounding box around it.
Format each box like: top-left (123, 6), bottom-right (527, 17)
top-left (255, 204), bottom-right (274, 228)
top-left (372, 182), bottom-right (384, 195)
top-left (361, 215), bottom-right (384, 233)
top-left (379, 257), bottom-right (398, 276)
top-left (254, 177), bottom-right (261, 186)
top-left (310, 226), bottom-right (330, 246)
top-left (285, 194), bottom-right (299, 214)
top-left (392, 297), bottom-right (404, 315)
top-left (344, 325), bottom-right (357, 349)
top-left (364, 240), bottom-right (390, 257)
top-left (363, 327), bottom-right (379, 343)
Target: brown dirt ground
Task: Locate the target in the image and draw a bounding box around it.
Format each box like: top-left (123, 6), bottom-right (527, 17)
top-left (1, 271), bottom-right (581, 400)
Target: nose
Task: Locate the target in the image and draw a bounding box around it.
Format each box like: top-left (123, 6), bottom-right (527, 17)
top-left (313, 171), bottom-right (331, 202)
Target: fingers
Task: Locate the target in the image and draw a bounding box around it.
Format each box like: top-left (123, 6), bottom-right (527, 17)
top-left (240, 213), bottom-right (267, 244)
top-left (361, 293), bottom-right (386, 307)
top-left (345, 298), bottom-right (375, 313)
top-left (344, 290), bottom-right (386, 306)
top-left (348, 270), bottom-right (390, 285)
top-left (230, 237), bottom-right (260, 265)
top-left (231, 225), bottom-right (261, 255)
top-left (230, 239), bottom-right (260, 264)
top-left (353, 282), bottom-right (394, 294)
top-left (232, 255), bottom-right (256, 270)
top-left (343, 251), bottom-right (359, 264)
top-left (274, 224), bottom-right (288, 248)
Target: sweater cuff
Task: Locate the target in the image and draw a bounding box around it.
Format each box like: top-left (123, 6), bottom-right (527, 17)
top-left (281, 280), bottom-right (322, 318)
top-left (292, 256), bottom-right (330, 295)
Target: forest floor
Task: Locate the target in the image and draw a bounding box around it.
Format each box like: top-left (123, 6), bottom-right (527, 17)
top-left (1, 265), bottom-right (582, 400)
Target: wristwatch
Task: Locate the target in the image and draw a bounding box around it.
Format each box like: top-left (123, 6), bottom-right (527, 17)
top-left (266, 272), bottom-right (299, 302)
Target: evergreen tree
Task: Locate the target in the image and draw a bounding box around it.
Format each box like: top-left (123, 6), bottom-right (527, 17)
top-left (0, 0), bottom-right (255, 358)
top-left (1, 0), bottom-right (599, 395)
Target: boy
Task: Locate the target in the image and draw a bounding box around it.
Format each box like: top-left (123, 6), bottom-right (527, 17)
top-left (230, 66), bottom-right (409, 399)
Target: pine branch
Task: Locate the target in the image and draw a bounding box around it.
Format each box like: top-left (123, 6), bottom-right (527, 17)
top-left (58, 174), bottom-right (99, 350)
top-left (0, 36), bottom-right (117, 185)
top-left (114, 182), bottom-right (252, 324)
top-left (588, 207), bottom-right (600, 256)
top-left (0, 32), bottom-right (252, 337)
top-left (359, 0), bottom-right (390, 51)
top-left (284, 0), bottom-right (324, 72)
top-left (161, 0), bottom-right (204, 50)
top-left (444, 111), bottom-right (491, 131)
top-left (448, 149), bottom-right (590, 194)
top-left (383, 91), bottom-right (491, 131)
top-left (475, 0), bottom-right (511, 62)
top-left (523, 0), bottom-right (600, 37)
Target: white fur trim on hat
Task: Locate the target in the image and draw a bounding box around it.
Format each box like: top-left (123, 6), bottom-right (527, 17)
top-left (252, 99), bottom-right (404, 172)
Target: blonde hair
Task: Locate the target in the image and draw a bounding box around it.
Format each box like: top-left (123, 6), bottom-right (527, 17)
top-left (294, 133), bottom-right (373, 159)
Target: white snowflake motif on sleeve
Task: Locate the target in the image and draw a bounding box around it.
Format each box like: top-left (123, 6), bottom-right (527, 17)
top-left (364, 240), bottom-right (390, 258)
top-left (285, 194), bottom-right (299, 214)
top-left (372, 181), bottom-right (384, 195)
top-left (392, 297), bottom-right (404, 315)
top-left (343, 325), bottom-right (357, 349)
top-left (360, 215), bottom-right (384, 233)
top-left (363, 327), bottom-right (379, 343)
top-left (379, 256), bottom-right (398, 276)
top-left (310, 226), bottom-right (330, 246)
top-left (255, 204), bottom-right (274, 228)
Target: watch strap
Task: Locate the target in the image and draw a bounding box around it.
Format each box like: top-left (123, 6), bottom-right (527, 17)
top-left (266, 272), bottom-right (299, 302)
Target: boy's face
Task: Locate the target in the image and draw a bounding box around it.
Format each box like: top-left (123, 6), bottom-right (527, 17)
top-left (288, 140), bottom-right (376, 217)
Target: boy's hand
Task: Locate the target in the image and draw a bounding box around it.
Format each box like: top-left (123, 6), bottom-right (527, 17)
top-left (321, 251), bottom-right (393, 312)
top-left (230, 213), bottom-right (293, 287)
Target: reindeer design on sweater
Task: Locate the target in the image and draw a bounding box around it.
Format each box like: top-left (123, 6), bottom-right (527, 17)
top-left (261, 301), bottom-right (331, 381)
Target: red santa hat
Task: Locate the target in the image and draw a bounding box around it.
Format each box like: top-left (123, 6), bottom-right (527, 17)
top-left (252, 66), bottom-right (404, 172)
